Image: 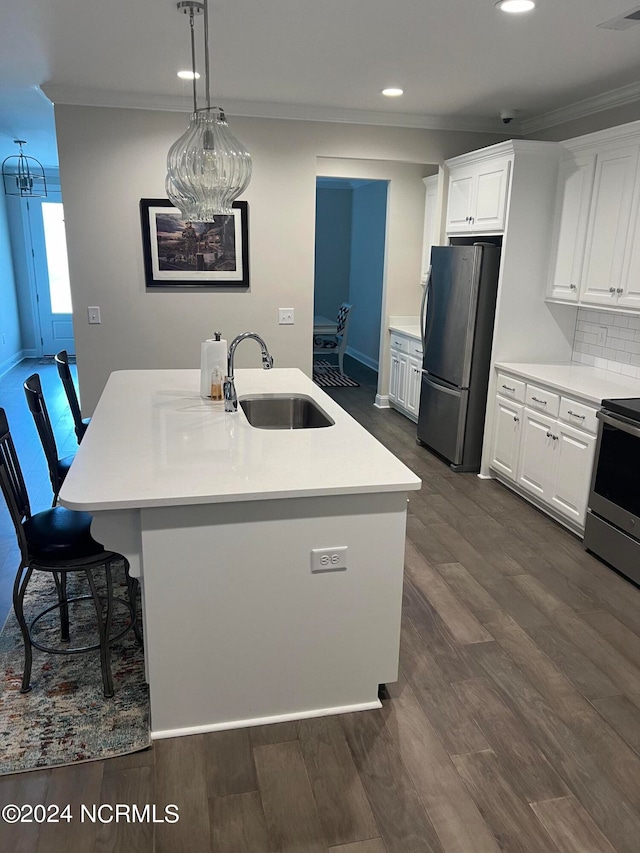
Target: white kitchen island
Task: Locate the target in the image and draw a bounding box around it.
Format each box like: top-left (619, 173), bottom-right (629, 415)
top-left (58, 369), bottom-right (420, 739)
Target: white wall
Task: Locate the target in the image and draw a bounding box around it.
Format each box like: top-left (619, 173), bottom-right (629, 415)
top-left (0, 190), bottom-right (22, 373)
top-left (54, 104), bottom-right (504, 412)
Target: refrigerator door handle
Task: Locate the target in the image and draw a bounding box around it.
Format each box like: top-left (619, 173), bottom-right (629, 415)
top-left (421, 372), bottom-right (461, 396)
top-left (421, 265), bottom-right (433, 353)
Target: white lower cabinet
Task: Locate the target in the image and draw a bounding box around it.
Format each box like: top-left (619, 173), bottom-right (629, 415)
top-left (490, 395), bottom-right (523, 480)
top-left (389, 331), bottom-right (423, 422)
top-left (549, 421), bottom-right (596, 526)
top-left (490, 375), bottom-right (597, 532)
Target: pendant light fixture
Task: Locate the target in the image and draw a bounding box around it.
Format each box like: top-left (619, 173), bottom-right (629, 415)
top-left (2, 140), bottom-right (48, 198)
top-left (165, 1), bottom-right (252, 221)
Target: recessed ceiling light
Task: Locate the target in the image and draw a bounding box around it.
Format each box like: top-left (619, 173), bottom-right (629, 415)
top-left (177, 70), bottom-right (200, 80)
top-left (382, 88), bottom-right (404, 97)
top-left (495, 0), bottom-right (536, 12)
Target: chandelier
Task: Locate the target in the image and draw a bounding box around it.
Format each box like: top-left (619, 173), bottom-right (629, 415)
top-left (2, 140), bottom-right (48, 198)
top-left (165, 1), bottom-right (251, 220)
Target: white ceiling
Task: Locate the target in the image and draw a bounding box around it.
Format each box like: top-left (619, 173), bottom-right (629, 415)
top-left (2, 0), bottom-right (640, 166)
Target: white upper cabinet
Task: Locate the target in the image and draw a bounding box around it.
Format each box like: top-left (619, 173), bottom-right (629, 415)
top-left (546, 124), bottom-right (640, 314)
top-left (420, 175), bottom-right (439, 281)
top-left (445, 153), bottom-right (511, 235)
top-left (547, 154), bottom-right (596, 302)
top-left (580, 144), bottom-right (639, 306)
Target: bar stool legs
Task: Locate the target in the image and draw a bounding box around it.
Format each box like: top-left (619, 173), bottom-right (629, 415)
top-left (12, 559), bottom-right (140, 699)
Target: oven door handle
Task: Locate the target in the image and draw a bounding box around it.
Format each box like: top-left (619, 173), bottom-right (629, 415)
top-left (597, 409), bottom-right (640, 438)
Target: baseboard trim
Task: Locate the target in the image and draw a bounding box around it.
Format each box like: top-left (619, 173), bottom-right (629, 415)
top-left (375, 394), bottom-right (390, 409)
top-left (0, 350), bottom-right (28, 378)
top-left (346, 346), bottom-right (378, 372)
top-left (150, 698), bottom-right (382, 740)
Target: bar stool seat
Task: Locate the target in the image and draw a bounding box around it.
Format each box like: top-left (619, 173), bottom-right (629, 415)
top-left (24, 506), bottom-right (104, 561)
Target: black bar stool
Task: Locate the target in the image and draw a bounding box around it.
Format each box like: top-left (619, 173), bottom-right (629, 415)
top-left (55, 350), bottom-right (90, 443)
top-left (0, 407), bottom-right (142, 698)
top-left (24, 372), bottom-right (76, 504)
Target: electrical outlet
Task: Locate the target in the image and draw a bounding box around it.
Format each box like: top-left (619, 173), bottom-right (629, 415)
top-left (596, 326), bottom-right (607, 347)
top-left (311, 546), bottom-right (348, 573)
top-left (278, 308), bottom-right (295, 325)
top-left (88, 306), bottom-right (101, 324)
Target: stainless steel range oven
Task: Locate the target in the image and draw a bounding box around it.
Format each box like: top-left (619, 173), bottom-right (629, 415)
top-left (584, 397), bottom-right (640, 585)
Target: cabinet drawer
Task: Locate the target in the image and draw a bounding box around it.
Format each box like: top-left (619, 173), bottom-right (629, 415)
top-left (408, 339), bottom-right (423, 359)
top-left (390, 334), bottom-right (410, 353)
top-left (496, 373), bottom-right (525, 403)
top-left (559, 397), bottom-right (598, 434)
top-left (526, 384), bottom-right (560, 417)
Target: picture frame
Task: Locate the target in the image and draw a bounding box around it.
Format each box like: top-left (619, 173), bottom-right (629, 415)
top-left (140, 198), bottom-right (249, 288)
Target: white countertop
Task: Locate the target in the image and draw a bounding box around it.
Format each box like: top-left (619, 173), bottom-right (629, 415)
top-left (496, 362), bottom-right (640, 405)
top-left (389, 323), bottom-right (422, 340)
top-left (59, 369), bottom-right (421, 511)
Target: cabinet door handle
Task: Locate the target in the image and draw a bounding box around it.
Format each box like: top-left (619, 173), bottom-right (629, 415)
top-left (609, 287), bottom-right (616, 294)
top-left (553, 434), bottom-right (558, 441)
top-left (513, 415), bottom-right (519, 423)
top-left (532, 396), bottom-right (547, 405)
top-left (546, 431), bottom-right (552, 438)
top-left (567, 410), bottom-right (585, 420)
top-left (502, 384), bottom-right (515, 392)
top-left (470, 216), bottom-right (474, 224)
top-left (569, 284), bottom-right (576, 290)
top-left (617, 288), bottom-right (623, 294)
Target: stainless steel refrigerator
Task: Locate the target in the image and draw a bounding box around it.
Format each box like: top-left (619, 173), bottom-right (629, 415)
top-left (417, 244), bottom-right (501, 472)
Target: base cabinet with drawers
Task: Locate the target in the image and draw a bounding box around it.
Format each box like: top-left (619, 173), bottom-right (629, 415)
top-left (490, 372), bottom-right (597, 531)
top-left (389, 331), bottom-right (423, 422)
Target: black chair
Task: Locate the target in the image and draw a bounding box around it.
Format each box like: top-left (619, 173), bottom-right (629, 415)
top-left (55, 350), bottom-right (90, 443)
top-left (0, 407), bottom-right (141, 698)
top-left (24, 373), bottom-right (75, 504)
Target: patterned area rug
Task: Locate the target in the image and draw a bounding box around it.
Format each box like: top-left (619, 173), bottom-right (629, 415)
top-left (313, 361), bottom-right (360, 388)
top-left (0, 563), bottom-right (150, 775)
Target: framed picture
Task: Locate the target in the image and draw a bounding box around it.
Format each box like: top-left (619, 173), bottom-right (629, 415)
top-left (140, 198), bottom-right (249, 288)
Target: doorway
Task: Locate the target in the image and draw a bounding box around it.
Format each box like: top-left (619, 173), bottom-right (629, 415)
top-left (313, 177), bottom-right (388, 376)
top-left (31, 194), bottom-right (75, 355)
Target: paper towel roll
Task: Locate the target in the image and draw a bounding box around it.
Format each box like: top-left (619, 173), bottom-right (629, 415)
top-left (200, 338), bottom-right (227, 399)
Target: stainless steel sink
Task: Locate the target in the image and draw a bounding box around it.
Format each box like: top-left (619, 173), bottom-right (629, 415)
top-left (239, 394), bottom-right (334, 429)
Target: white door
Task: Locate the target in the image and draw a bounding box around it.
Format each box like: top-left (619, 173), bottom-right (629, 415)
top-left (29, 195), bottom-right (75, 355)
top-left (446, 170), bottom-right (474, 232)
top-left (395, 352), bottom-right (409, 409)
top-left (517, 409), bottom-right (555, 500)
top-left (406, 357), bottom-right (422, 418)
top-left (490, 396), bottom-right (523, 481)
top-left (473, 159), bottom-right (511, 232)
top-left (548, 154), bottom-right (596, 301)
top-left (549, 422), bottom-right (596, 527)
top-left (389, 350), bottom-right (401, 403)
top-left (580, 145), bottom-right (639, 306)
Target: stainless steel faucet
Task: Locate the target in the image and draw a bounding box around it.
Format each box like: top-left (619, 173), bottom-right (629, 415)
top-left (224, 333), bottom-right (274, 412)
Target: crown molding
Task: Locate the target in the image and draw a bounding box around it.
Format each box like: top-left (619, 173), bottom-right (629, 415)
top-left (520, 80), bottom-right (640, 135)
top-left (42, 85), bottom-right (509, 135)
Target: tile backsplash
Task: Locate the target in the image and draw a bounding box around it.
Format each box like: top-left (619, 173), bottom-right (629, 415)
top-left (572, 308), bottom-right (640, 377)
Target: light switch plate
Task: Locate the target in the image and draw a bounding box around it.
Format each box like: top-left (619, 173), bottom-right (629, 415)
top-left (278, 308), bottom-right (295, 325)
top-left (597, 326), bottom-right (607, 347)
top-left (88, 306), bottom-right (101, 324)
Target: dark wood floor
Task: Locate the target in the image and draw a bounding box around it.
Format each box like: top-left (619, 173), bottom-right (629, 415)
top-left (2, 356), bottom-right (640, 852)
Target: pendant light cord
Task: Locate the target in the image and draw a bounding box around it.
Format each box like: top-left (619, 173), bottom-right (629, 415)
top-left (189, 7), bottom-right (197, 112)
top-left (203, 0), bottom-right (211, 110)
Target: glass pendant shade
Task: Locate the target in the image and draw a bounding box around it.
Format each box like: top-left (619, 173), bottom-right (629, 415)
top-left (166, 107), bottom-right (251, 220)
